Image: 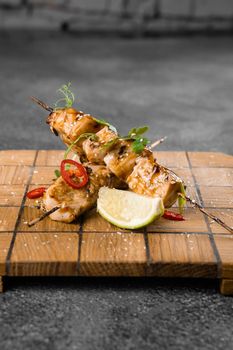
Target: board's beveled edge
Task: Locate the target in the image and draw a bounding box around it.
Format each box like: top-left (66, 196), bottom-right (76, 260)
top-left (147, 232), bottom-right (218, 278)
top-left (220, 279), bottom-right (233, 295)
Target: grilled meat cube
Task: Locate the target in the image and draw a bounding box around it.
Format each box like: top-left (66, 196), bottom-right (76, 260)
top-left (127, 155), bottom-right (183, 207)
top-left (104, 142), bottom-right (153, 181)
top-left (47, 108), bottom-right (103, 155)
top-left (43, 164), bottom-right (126, 223)
top-left (103, 140), bottom-right (138, 180)
top-left (83, 126), bottom-right (118, 164)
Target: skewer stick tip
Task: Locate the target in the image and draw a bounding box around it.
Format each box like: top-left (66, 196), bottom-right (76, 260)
top-left (30, 96), bottom-right (53, 113)
top-left (180, 194), bottom-right (233, 234)
top-left (27, 206), bottom-right (60, 227)
top-left (151, 136), bottom-right (167, 149)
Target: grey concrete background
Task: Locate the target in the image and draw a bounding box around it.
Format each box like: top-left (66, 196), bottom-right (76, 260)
top-left (2, 0), bottom-right (233, 34)
top-left (0, 32), bottom-right (233, 350)
top-left (0, 31), bottom-right (233, 153)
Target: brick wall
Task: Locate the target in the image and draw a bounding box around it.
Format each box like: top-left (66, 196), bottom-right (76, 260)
top-left (0, 0), bottom-right (233, 33)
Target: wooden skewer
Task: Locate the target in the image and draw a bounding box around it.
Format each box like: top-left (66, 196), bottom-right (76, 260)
top-left (27, 206), bottom-right (60, 227)
top-left (151, 136), bottom-right (167, 149)
top-left (180, 194), bottom-right (233, 234)
top-left (30, 96), bottom-right (53, 113)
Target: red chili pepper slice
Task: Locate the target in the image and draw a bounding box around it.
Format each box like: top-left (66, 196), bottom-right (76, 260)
top-left (163, 210), bottom-right (185, 221)
top-left (26, 187), bottom-right (46, 199)
top-left (60, 159), bottom-right (88, 189)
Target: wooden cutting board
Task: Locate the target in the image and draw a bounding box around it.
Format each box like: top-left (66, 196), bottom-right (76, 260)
top-left (0, 150), bottom-right (232, 294)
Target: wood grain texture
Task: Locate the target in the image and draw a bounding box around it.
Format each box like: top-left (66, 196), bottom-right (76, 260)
top-left (0, 207), bottom-right (20, 231)
top-left (0, 185), bottom-right (26, 206)
top-left (188, 152), bottom-right (233, 168)
top-left (148, 233), bottom-right (217, 278)
top-left (154, 151), bottom-right (189, 168)
top-left (0, 166), bottom-right (31, 185)
top-left (9, 232), bottom-right (79, 276)
top-left (0, 150), bottom-right (232, 294)
top-left (0, 150), bottom-right (36, 166)
top-left (31, 166), bottom-right (57, 185)
top-left (79, 232), bottom-right (147, 276)
top-left (36, 150), bottom-right (77, 166)
top-left (200, 186), bottom-right (233, 209)
top-left (193, 168), bottom-right (233, 187)
top-left (214, 236), bottom-right (233, 278)
top-left (36, 150), bottom-right (65, 166)
top-left (147, 208), bottom-right (208, 233)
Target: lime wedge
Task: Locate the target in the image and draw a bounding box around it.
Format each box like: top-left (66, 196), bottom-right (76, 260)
top-left (97, 187), bottom-right (164, 229)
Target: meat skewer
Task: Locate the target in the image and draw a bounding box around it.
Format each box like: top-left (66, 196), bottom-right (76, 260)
top-left (28, 164), bottom-right (126, 225)
top-left (32, 96), bottom-right (183, 208)
top-left (31, 96), bottom-right (232, 234)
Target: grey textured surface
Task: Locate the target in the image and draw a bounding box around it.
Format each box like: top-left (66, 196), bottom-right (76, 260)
top-left (1, 277), bottom-right (233, 350)
top-left (0, 31), bottom-right (232, 153)
top-left (0, 32), bottom-right (233, 350)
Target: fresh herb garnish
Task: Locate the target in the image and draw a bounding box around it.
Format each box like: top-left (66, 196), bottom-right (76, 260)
top-left (178, 183), bottom-right (186, 214)
top-left (131, 137), bottom-right (150, 153)
top-left (126, 126), bottom-right (150, 153)
top-left (54, 82), bottom-right (75, 109)
top-left (64, 133), bottom-right (98, 159)
top-left (102, 125), bottom-right (150, 153)
top-left (102, 138), bottom-right (118, 149)
top-left (54, 169), bottom-right (61, 178)
top-left (93, 117), bottom-right (118, 134)
top-left (127, 126), bottom-right (149, 138)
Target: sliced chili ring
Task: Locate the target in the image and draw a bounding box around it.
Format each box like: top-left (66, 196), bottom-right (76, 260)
top-left (26, 187), bottom-right (46, 199)
top-left (60, 159), bottom-right (88, 189)
top-left (163, 210), bottom-right (185, 221)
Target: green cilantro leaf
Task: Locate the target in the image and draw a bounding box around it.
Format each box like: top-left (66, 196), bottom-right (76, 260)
top-left (103, 125), bottom-right (150, 154)
top-left (128, 126), bottom-right (149, 138)
top-left (132, 137), bottom-right (150, 153)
